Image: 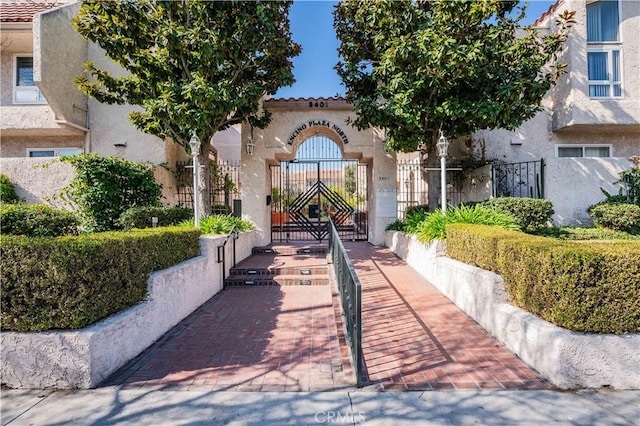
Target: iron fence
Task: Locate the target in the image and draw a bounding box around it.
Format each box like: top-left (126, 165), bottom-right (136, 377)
top-left (176, 160), bottom-right (241, 211)
top-left (328, 219), bottom-right (364, 387)
top-left (492, 159), bottom-right (545, 199)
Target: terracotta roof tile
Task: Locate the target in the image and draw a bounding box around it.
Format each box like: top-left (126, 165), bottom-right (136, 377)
top-left (264, 96), bottom-right (346, 103)
top-left (0, 3), bottom-right (62, 23)
top-left (533, 0), bottom-right (562, 27)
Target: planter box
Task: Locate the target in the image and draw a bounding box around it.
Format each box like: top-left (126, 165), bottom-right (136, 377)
top-left (1, 231), bottom-right (256, 389)
top-left (385, 230), bottom-right (640, 390)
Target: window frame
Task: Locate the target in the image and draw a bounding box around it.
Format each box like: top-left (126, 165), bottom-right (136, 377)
top-left (12, 54), bottom-right (46, 105)
top-left (555, 144), bottom-right (613, 158)
top-left (586, 0), bottom-right (623, 99)
top-left (587, 46), bottom-right (623, 99)
top-left (27, 148), bottom-right (83, 158)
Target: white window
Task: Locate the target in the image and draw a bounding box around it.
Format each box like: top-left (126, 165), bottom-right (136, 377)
top-left (27, 148), bottom-right (83, 158)
top-left (13, 55), bottom-right (46, 104)
top-left (588, 48), bottom-right (622, 98)
top-left (556, 145), bottom-right (611, 158)
top-left (586, 1), bottom-right (622, 99)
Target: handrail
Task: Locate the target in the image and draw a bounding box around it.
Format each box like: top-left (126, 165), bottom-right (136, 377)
top-left (217, 225), bottom-right (239, 288)
top-left (328, 219), bottom-right (364, 387)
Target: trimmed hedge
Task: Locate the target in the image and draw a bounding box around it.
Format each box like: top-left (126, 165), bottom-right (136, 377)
top-left (588, 203), bottom-right (640, 235)
top-left (484, 197), bottom-right (554, 231)
top-left (0, 204), bottom-right (79, 237)
top-left (0, 227), bottom-right (201, 332)
top-left (118, 205), bottom-right (193, 230)
top-left (446, 224), bottom-right (640, 334)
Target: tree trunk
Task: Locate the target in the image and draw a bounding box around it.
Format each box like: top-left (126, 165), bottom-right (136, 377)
top-left (197, 153), bottom-right (211, 216)
top-left (425, 144), bottom-right (441, 212)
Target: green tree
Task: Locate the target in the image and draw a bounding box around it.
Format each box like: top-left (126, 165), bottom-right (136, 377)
top-left (334, 0), bottom-right (575, 209)
top-left (73, 0), bottom-right (300, 212)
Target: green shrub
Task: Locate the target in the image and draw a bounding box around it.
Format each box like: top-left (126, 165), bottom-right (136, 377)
top-left (180, 214), bottom-right (254, 235)
top-left (385, 219), bottom-right (405, 232)
top-left (0, 204), bottom-right (79, 237)
top-left (532, 226), bottom-right (640, 240)
top-left (446, 224), bottom-right (528, 272)
top-left (118, 205), bottom-right (193, 230)
top-left (415, 205), bottom-right (519, 242)
top-left (0, 174), bottom-right (18, 204)
top-left (61, 154), bottom-right (162, 232)
top-left (0, 227), bottom-right (201, 331)
top-left (588, 203), bottom-right (640, 234)
top-left (404, 208), bottom-right (430, 233)
top-left (484, 197), bottom-right (554, 231)
top-left (405, 204), bottom-right (429, 218)
top-left (619, 167), bottom-right (640, 205)
top-left (447, 224), bottom-right (640, 334)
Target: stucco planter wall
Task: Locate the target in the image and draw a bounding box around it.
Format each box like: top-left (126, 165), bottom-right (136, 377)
top-left (384, 230), bottom-right (640, 390)
top-left (1, 231), bottom-right (256, 390)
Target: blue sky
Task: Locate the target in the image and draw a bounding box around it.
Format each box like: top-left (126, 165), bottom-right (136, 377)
top-left (275, 0), bottom-right (556, 99)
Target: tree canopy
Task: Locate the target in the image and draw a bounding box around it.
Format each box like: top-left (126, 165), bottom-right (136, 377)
top-left (334, 0), bottom-right (575, 153)
top-left (73, 0), bottom-right (301, 154)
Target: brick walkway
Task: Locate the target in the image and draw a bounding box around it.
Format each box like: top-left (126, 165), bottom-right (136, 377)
top-left (344, 242), bottom-right (549, 391)
top-left (103, 286), bottom-right (353, 391)
top-left (105, 242), bottom-right (549, 392)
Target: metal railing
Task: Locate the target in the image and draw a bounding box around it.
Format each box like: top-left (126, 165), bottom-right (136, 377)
top-left (218, 225), bottom-right (239, 288)
top-left (328, 219), bottom-right (363, 387)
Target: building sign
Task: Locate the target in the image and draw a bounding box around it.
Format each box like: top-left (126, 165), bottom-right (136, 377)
top-left (287, 120), bottom-right (349, 145)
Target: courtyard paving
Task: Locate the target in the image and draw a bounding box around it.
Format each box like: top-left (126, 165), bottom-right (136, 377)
top-left (104, 242), bottom-right (547, 392)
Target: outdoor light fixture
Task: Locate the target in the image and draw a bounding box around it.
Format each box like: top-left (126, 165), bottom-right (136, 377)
top-left (189, 131), bottom-right (201, 228)
top-left (246, 125), bottom-right (255, 156)
top-left (437, 130), bottom-right (449, 214)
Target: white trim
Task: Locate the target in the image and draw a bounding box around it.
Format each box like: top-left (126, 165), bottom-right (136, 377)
top-left (555, 144), bottom-right (612, 158)
top-left (12, 54), bottom-right (46, 105)
top-left (27, 148), bottom-right (83, 158)
top-left (587, 46), bottom-right (623, 99)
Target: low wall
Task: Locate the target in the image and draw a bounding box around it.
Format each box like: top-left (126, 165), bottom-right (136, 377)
top-left (1, 230), bottom-right (256, 389)
top-left (384, 231), bottom-right (640, 390)
top-left (545, 157), bottom-right (634, 226)
top-left (0, 157), bottom-right (75, 209)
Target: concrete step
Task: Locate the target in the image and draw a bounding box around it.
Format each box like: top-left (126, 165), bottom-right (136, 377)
top-left (224, 274), bottom-right (330, 287)
top-left (229, 265), bottom-right (328, 277)
top-left (252, 244), bottom-right (327, 256)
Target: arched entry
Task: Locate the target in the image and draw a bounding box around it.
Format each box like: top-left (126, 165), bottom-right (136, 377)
top-left (270, 135), bottom-right (368, 242)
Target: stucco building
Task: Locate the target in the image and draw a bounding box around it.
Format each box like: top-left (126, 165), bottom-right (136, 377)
top-left (0, 0), bottom-right (638, 238)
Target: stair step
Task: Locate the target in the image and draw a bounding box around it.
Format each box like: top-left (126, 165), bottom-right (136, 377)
top-left (228, 266), bottom-right (328, 276)
top-left (252, 245), bottom-right (327, 255)
top-left (225, 274), bottom-right (330, 287)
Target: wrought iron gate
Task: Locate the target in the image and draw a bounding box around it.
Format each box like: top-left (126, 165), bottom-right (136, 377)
top-left (492, 159), bottom-right (545, 199)
top-left (271, 136), bottom-right (368, 242)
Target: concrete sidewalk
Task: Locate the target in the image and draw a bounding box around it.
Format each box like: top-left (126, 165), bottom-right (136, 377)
top-left (2, 388), bottom-right (638, 425)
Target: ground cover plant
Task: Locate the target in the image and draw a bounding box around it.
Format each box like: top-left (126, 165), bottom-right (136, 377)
top-left (180, 214), bottom-right (254, 235)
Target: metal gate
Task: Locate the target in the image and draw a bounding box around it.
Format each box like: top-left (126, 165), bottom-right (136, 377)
top-left (271, 136), bottom-right (368, 242)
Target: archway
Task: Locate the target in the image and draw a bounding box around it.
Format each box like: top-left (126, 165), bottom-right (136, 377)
top-left (270, 134), bottom-right (368, 242)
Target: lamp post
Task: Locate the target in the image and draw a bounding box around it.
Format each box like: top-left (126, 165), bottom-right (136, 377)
top-left (189, 131), bottom-right (201, 228)
top-left (436, 130), bottom-right (449, 214)
top-left (246, 125), bottom-right (255, 155)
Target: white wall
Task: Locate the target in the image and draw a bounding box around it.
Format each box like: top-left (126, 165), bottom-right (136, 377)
top-left (545, 157), bottom-right (634, 225)
top-left (0, 157), bottom-right (75, 208)
top-left (1, 231), bottom-right (257, 389)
